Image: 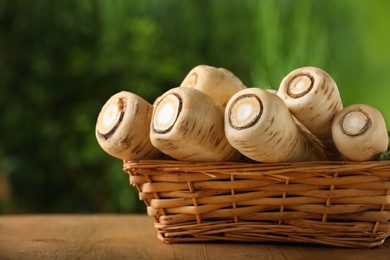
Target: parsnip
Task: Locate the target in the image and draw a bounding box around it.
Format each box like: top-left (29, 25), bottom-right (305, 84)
top-left (96, 91), bottom-right (162, 160)
top-left (331, 104), bottom-right (388, 161)
top-left (277, 67), bottom-right (343, 158)
top-left (150, 87), bottom-right (241, 162)
top-left (266, 88), bottom-right (328, 156)
top-left (180, 65), bottom-right (246, 107)
top-left (225, 88), bottom-right (328, 163)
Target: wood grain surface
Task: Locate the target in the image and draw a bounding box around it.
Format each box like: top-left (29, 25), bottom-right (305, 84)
top-left (0, 214), bottom-right (389, 259)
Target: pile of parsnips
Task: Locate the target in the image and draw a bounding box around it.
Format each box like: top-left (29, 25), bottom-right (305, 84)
top-left (95, 65), bottom-right (389, 163)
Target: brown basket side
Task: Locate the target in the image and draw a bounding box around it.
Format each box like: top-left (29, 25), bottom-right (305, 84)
top-left (123, 160), bottom-right (390, 248)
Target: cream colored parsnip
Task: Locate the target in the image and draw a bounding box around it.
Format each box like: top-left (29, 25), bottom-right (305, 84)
top-left (265, 89), bottom-right (278, 94)
top-left (95, 91), bottom-right (162, 160)
top-left (266, 88), bottom-right (327, 156)
top-left (150, 87), bottom-right (241, 162)
top-left (225, 88), bottom-right (327, 163)
top-left (277, 67), bottom-right (343, 159)
top-left (331, 104), bottom-right (388, 161)
top-left (180, 65), bottom-right (245, 107)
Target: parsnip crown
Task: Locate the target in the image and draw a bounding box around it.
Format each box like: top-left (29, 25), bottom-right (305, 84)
top-left (228, 94), bottom-right (263, 130)
top-left (340, 110), bottom-right (371, 137)
top-left (182, 72), bottom-right (198, 88)
top-left (97, 97), bottom-right (125, 138)
top-left (152, 93), bottom-right (182, 134)
top-left (287, 74), bottom-right (314, 98)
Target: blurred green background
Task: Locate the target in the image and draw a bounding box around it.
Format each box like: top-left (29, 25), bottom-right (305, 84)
top-left (1, 0), bottom-right (390, 214)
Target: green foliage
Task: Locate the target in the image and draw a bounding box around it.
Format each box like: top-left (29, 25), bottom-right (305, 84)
top-left (0, 0), bottom-right (389, 213)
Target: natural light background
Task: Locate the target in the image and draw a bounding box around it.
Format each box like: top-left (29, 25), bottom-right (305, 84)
top-left (1, 0), bottom-right (390, 213)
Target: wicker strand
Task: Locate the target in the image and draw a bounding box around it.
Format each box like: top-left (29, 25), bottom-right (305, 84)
top-left (322, 171), bottom-right (338, 222)
top-left (187, 181), bottom-right (201, 224)
top-left (145, 174), bottom-right (167, 216)
top-left (230, 174), bottom-right (238, 223)
top-left (278, 179), bottom-right (289, 225)
top-left (132, 180), bottom-right (160, 224)
top-left (372, 188), bottom-right (390, 236)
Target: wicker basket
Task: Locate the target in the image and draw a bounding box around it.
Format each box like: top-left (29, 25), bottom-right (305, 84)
top-left (123, 160), bottom-right (390, 248)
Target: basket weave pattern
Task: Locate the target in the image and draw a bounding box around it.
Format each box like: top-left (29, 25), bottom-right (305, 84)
top-left (124, 160), bottom-right (390, 248)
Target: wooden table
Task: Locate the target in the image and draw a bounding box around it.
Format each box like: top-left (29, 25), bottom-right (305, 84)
top-left (0, 214), bottom-right (389, 259)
